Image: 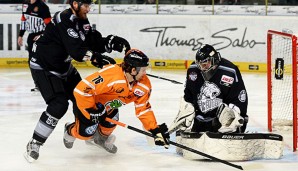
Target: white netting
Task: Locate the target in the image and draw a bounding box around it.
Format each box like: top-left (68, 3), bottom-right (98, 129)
top-left (270, 33), bottom-right (294, 127)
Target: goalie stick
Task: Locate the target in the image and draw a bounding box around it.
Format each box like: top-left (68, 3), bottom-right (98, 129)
top-left (105, 117), bottom-right (243, 170)
top-left (147, 74), bottom-right (183, 84)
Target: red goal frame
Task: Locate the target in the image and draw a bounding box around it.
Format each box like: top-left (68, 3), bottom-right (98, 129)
top-left (267, 30), bottom-right (297, 152)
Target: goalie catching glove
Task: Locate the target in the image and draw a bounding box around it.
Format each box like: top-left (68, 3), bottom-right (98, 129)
top-left (105, 35), bottom-right (131, 53)
top-left (168, 97), bottom-right (195, 134)
top-left (90, 52), bottom-right (116, 68)
top-left (85, 103), bottom-right (107, 124)
top-left (216, 103), bottom-right (244, 133)
top-left (149, 123), bottom-right (170, 149)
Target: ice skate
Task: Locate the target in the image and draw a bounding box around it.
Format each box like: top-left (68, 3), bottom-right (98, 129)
top-left (86, 131), bottom-right (117, 154)
top-left (63, 122), bottom-right (76, 149)
top-left (24, 138), bottom-right (43, 163)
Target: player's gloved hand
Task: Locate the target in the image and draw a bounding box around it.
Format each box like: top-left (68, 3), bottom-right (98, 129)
top-left (149, 123), bottom-right (170, 149)
top-left (91, 52), bottom-right (116, 68)
top-left (105, 35), bottom-right (131, 53)
top-left (216, 103), bottom-right (244, 133)
top-left (86, 103), bottom-right (107, 124)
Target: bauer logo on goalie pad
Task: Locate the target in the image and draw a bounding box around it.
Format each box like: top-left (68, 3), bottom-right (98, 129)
top-left (274, 58), bottom-right (284, 80)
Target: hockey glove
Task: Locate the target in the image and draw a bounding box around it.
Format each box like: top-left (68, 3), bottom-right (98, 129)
top-left (91, 52), bottom-right (116, 68)
top-left (149, 123), bottom-right (170, 149)
top-left (216, 103), bottom-right (244, 133)
top-left (86, 103), bottom-right (107, 124)
top-left (105, 35), bottom-right (131, 53)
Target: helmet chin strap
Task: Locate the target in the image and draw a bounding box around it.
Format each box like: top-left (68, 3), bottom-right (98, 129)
top-left (129, 71), bottom-right (139, 84)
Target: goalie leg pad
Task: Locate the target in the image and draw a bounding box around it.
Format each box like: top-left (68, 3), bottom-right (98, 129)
top-left (168, 97), bottom-right (195, 134)
top-left (178, 132), bottom-right (283, 161)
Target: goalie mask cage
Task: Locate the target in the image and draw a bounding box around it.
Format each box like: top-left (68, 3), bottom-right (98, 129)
top-left (267, 30), bottom-right (298, 152)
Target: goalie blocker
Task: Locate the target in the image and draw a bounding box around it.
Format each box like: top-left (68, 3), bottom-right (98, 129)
top-left (176, 131), bottom-right (283, 161)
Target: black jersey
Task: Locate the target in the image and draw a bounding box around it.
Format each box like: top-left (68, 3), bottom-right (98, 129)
top-left (30, 8), bottom-right (105, 74)
top-left (19, 0), bottom-right (51, 36)
top-left (184, 58), bottom-right (248, 121)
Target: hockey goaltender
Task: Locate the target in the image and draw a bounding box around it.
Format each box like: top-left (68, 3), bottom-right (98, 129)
top-left (168, 44), bottom-right (283, 161)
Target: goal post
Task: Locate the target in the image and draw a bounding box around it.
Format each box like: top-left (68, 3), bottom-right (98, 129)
top-left (267, 29), bottom-right (298, 152)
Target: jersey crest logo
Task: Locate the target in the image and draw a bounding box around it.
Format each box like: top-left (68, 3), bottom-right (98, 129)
top-left (134, 88), bottom-right (145, 97)
top-left (189, 72), bottom-right (197, 81)
top-left (105, 99), bottom-right (124, 111)
top-left (198, 82), bottom-right (222, 113)
top-left (220, 75), bottom-right (234, 87)
top-left (238, 90), bottom-right (246, 102)
top-left (67, 28), bottom-right (79, 38)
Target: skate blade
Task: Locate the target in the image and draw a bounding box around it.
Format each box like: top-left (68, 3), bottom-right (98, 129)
top-left (23, 152), bottom-right (35, 163)
top-left (85, 140), bottom-right (117, 153)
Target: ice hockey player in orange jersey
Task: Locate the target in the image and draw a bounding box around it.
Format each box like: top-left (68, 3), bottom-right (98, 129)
top-left (63, 49), bottom-right (169, 154)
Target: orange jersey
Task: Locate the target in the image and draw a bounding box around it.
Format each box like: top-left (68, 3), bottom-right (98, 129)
top-left (74, 64), bottom-right (158, 131)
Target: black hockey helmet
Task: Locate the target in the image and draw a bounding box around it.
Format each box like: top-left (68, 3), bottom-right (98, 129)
top-left (123, 49), bottom-right (149, 73)
top-left (69, 0), bottom-right (92, 5)
top-left (69, 0), bottom-right (92, 4)
top-left (195, 44), bottom-right (221, 80)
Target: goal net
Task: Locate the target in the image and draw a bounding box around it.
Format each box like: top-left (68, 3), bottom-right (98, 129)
top-left (267, 29), bottom-right (298, 151)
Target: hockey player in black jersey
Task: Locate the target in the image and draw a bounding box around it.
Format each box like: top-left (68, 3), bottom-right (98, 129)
top-left (18, 0), bottom-right (51, 92)
top-left (169, 44), bottom-right (248, 134)
top-left (24, 0), bottom-right (130, 163)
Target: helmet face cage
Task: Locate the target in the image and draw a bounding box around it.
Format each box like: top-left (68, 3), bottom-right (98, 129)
top-left (195, 44), bottom-right (220, 72)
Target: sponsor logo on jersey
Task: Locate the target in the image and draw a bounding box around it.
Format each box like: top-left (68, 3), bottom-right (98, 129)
top-left (67, 28), bottom-right (79, 38)
top-left (189, 72), bottom-right (197, 81)
top-left (198, 82), bottom-right (222, 113)
top-left (238, 90), bottom-right (246, 102)
top-left (134, 88), bottom-right (145, 97)
top-left (79, 31), bottom-right (85, 41)
top-left (220, 75), bottom-right (234, 86)
top-left (83, 24), bottom-right (90, 31)
top-left (85, 124), bottom-right (98, 135)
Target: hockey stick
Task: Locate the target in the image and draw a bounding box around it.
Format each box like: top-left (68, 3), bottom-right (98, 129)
top-left (147, 74), bottom-right (183, 84)
top-left (105, 118), bottom-right (243, 170)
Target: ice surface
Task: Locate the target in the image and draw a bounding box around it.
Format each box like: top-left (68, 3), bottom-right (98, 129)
top-left (0, 68), bottom-right (297, 171)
